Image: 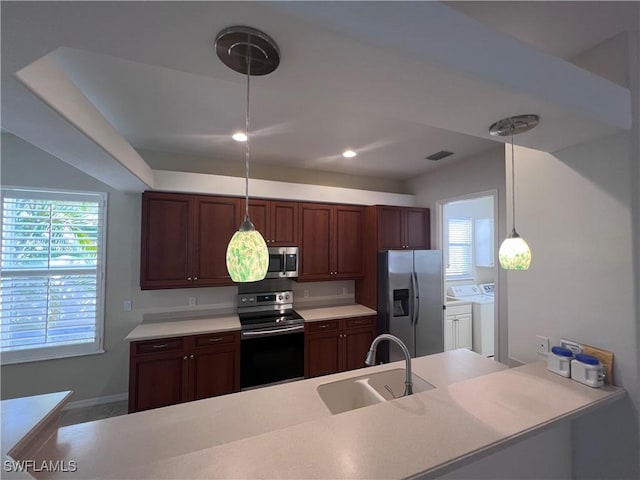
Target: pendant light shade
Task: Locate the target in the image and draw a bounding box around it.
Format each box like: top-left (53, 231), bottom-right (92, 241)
top-left (498, 230), bottom-right (531, 270)
top-left (226, 218), bottom-right (269, 282)
top-left (216, 27), bottom-right (280, 283)
top-left (489, 114), bottom-right (538, 271)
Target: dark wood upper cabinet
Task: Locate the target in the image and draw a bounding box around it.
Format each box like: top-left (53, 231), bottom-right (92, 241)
top-left (405, 208), bottom-right (430, 249)
top-left (249, 199), bottom-right (299, 246)
top-left (194, 196), bottom-right (242, 286)
top-left (140, 192), bottom-right (240, 289)
top-left (140, 193), bottom-right (193, 289)
top-left (377, 206), bottom-right (404, 250)
top-left (376, 205), bottom-right (430, 250)
top-left (299, 203), bottom-right (333, 280)
top-left (298, 203), bottom-right (364, 281)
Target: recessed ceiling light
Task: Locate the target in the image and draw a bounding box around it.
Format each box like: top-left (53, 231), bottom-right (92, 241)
top-left (232, 132), bottom-right (247, 142)
top-left (342, 150), bottom-right (357, 158)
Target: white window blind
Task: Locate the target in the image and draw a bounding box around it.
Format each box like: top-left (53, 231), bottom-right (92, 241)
top-left (0, 188), bottom-right (106, 364)
top-left (446, 217), bottom-right (472, 279)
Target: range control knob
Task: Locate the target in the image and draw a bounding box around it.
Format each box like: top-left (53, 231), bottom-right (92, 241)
top-left (278, 294), bottom-right (283, 301)
top-left (241, 297), bottom-right (247, 303)
top-left (285, 294), bottom-right (290, 300)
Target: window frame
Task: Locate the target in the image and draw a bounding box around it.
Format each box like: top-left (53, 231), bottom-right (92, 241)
top-left (0, 186), bottom-right (107, 365)
top-left (445, 216), bottom-right (473, 280)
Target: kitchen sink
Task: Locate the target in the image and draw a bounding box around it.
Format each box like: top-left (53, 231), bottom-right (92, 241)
top-left (316, 368), bottom-right (435, 414)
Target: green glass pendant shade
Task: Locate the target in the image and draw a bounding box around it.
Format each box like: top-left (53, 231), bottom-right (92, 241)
top-left (226, 220), bottom-right (269, 282)
top-left (498, 231), bottom-right (531, 270)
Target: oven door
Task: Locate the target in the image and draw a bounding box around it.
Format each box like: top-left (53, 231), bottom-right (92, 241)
top-left (240, 326), bottom-right (304, 389)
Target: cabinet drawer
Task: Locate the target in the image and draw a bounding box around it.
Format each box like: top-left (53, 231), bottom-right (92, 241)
top-left (306, 319), bottom-right (340, 333)
top-left (446, 304), bottom-right (472, 317)
top-left (344, 316), bottom-right (375, 330)
top-left (135, 337), bottom-right (185, 355)
top-left (193, 332), bottom-right (237, 349)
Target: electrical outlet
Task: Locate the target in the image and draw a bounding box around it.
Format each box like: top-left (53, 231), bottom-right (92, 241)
top-left (342, 287), bottom-right (348, 297)
top-left (303, 289), bottom-right (309, 298)
top-left (535, 335), bottom-right (549, 354)
top-left (560, 338), bottom-right (583, 355)
top-left (188, 297), bottom-right (197, 307)
top-left (123, 300), bottom-right (132, 312)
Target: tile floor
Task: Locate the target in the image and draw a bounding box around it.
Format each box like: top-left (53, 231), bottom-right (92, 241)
top-left (59, 400), bottom-right (128, 427)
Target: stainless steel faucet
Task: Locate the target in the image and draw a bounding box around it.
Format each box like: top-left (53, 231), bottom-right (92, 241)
top-left (364, 334), bottom-right (413, 396)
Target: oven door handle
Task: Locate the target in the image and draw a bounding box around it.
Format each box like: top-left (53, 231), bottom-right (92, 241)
top-left (241, 325), bottom-right (304, 339)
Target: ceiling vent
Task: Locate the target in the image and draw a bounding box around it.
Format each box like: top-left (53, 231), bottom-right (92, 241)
top-left (425, 150), bottom-right (454, 161)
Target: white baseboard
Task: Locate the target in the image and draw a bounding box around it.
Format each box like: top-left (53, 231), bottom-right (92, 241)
top-left (62, 392), bottom-right (128, 410)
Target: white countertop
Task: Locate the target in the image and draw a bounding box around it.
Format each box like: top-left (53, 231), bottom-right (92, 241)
top-left (296, 304), bottom-right (376, 322)
top-left (124, 313), bottom-right (241, 342)
top-left (12, 350), bottom-right (625, 479)
top-left (125, 304), bottom-right (377, 341)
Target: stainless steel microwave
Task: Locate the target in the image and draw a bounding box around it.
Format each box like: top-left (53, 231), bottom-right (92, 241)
top-left (266, 247), bottom-right (298, 278)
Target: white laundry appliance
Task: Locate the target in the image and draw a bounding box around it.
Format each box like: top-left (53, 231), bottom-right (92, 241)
top-left (446, 284), bottom-right (495, 357)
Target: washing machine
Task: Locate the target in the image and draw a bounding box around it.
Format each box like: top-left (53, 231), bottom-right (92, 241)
top-left (446, 284), bottom-right (495, 357)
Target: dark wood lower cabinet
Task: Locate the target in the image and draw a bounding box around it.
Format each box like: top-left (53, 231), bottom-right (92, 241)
top-left (129, 332), bottom-right (240, 413)
top-left (305, 316), bottom-right (376, 378)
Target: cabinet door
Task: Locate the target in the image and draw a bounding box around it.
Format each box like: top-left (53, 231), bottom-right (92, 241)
top-left (247, 199), bottom-right (269, 244)
top-left (444, 317), bottom-right (455, 351)
top-left (130, 354), bottom-right (188, 412)
top-left (343, 328), bottom-right (375, 372)
top-left (190, 347), bottom-right (238, 401)
top-left (405, 208), bottom-right (430, 249)
top-left (298, 203), bottom-right (333, 280)
top-left (270, 201), bottom-right (298, 245)
top-left (194, 196), bottom-right (241, 286)
top-left (140, 193), bottom-right (193, 289)
top-left (377, 206), bottom-right (404, 250)
top-left (305, 331), bottom-right (341, 378)
top-left (334, 206), bottom-right (364, 279)
top-left (456, 315), bottom-right (473, 350)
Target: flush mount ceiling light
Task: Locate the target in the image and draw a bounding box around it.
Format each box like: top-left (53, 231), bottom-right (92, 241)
top-left (342, 150), bottom-right (357, 158)
top-left (232, 132), bottom-right (247, 142)
top-left (489, 114), bottom-right (539, 270)
top-left (216, 26), bottom-right (280, 282)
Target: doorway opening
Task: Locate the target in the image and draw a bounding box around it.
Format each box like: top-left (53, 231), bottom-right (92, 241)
top-left (436, 190), bottom-right (499, 361)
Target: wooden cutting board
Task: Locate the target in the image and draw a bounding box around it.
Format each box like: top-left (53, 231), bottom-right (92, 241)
top-left (582, 344), bottom-right (614, 385)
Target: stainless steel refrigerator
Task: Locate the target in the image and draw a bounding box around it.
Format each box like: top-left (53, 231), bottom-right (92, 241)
top-left (377, 250), bottom-right (444, 362)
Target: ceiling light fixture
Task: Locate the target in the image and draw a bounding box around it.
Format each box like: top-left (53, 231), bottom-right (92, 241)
top-left (342, 150), bottom-right (357, 158)
top-left (232, 132), bottom-right (247, 142)
top-left (216, 26), bottom-right (280, 282)
top-left (489, 114), bottom-right (539, 270)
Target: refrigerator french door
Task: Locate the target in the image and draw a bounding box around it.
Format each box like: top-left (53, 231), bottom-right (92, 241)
top-left (377, 250), bottom-right (444, 362)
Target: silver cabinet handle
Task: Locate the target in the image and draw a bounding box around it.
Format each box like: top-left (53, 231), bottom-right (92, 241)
top-left (183, 356), bottom-right (188, 360)
top-left (153, 343), bottom-right (168, 349)
top-left (189, 354), bottom-right (194, 359)
top-left (187, 277), bottom-right (192, 281)
top-left (319, 324), bottom-right (329, 329)
top-left (194, 276), bottom-right (198, 280)
top-left (208, 337), bottom-right (222, 342)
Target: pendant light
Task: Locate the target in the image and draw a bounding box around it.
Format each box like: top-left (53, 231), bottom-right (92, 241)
top-left (216, 27), bottom-right (280, 282)
top-left (489, 114), bottom-right (539, 270)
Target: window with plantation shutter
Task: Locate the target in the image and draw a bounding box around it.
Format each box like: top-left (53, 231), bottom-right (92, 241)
top-left (446, 217), bottom-right (472, 279)
top-left (0, 187), bottom-right (106, 364)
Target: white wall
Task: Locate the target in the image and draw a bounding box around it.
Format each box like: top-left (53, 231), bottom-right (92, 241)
top-left (507, 133), bottom-right (639, 477)
top-left (407, 148), bottom-right (508, 364)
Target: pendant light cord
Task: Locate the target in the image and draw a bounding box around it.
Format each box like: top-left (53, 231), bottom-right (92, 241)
top-left (244, 37), bottom-right (251, 220)
top-left (510, 125), bottom-right (516, 235)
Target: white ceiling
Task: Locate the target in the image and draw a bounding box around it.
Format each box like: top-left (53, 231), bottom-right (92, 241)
top-left (1, 1), bottom-right (635, 189)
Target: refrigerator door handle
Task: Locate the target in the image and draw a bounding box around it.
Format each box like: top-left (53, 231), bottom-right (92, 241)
top-left (411, 272), bottom-right (420, 325)
top-left (413, 271), bottom-right (421, 325)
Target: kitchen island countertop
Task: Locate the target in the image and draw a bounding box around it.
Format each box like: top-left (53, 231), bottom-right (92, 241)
top-left (9, 349), bottom-right (625, 479)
